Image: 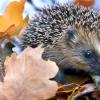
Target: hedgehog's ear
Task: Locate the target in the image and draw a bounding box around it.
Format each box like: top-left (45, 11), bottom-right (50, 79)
top-left (65, 29), bottom-right (79, 43)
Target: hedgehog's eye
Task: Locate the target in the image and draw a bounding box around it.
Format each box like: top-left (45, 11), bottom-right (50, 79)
top-left (65, 29), bottom-right (78, 43)
top-left (84, 50), bottom-right (93, 59)
top-left (67, 30), bottom-right (75, 40)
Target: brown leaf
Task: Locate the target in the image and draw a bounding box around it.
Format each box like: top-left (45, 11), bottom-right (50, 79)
top-left (74, 0), bottom-right (95, 7)
top-left (0, 46), bottom-right (58, 100)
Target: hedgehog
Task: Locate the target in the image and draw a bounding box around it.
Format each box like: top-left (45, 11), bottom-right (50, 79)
top-left (22, 3), bottom-right (100, 82)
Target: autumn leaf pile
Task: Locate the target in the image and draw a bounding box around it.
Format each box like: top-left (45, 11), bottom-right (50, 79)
top-left (0, 0), bottom-right (99, 100)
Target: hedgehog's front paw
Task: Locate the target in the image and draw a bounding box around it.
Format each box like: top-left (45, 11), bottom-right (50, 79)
top-left (51, 70), bottom-right (65, 83)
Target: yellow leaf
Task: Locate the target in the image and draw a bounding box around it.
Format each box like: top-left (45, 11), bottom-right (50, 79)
top-left (0, 0), bottom-right (28, 40)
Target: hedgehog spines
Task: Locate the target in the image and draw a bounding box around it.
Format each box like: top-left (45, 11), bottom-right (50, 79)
top-left (22, 3), bottom-right (100, 48)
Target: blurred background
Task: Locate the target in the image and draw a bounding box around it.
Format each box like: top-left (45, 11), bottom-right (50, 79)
top-left (0, 0), bottom-right (100, 18)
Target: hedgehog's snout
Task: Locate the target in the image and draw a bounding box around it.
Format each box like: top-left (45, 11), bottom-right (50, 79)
top-left (89, 58), bottom-right (100, 76)
top-left (90, 65), bottom-right (100, 76)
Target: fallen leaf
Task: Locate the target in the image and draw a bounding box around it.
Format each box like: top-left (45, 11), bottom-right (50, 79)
top-left (0, 0), bottom-right (28, 41)
top-left (74, 0), bottom-right (95, 7)
top-left (0, 46), bottom-right (58, 100)
top-left (73, 84), bottom-right (96, 100)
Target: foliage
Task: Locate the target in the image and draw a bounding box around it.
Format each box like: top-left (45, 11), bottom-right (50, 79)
top-left (0, 0), bottom-right (28, 42)
top-left (0, 0), bottom-right (99, 100)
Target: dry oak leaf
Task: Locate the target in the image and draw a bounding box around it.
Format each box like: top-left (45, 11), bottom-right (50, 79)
top-left (74, 0), bottom-right (95, 7)
top-left (0, 46), bottom-right (58, 100)
top-left (0, 0), bottom-right (28, 39)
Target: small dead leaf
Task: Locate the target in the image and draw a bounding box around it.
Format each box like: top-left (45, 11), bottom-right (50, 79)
top-left (0, 0), bottom-right (28, 41)
top-left (74, 0), bottom-right (95, 7)
top-left (0, 46), bottom-right (58, 100)
top-left (58, 83), bottom-right (79, 93)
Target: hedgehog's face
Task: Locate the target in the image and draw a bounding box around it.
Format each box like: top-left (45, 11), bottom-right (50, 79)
top-left (62, 28), bottom-right (100, 75)
top-left (42, 27), bottom-right (100, 76)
